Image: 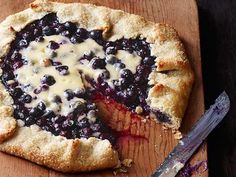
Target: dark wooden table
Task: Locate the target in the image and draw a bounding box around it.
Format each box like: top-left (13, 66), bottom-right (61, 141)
top-left (198, 0), bottom-right (236, 176)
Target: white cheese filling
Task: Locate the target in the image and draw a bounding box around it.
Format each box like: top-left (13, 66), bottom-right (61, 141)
top-left (15, 35), bottom-right (141, 115)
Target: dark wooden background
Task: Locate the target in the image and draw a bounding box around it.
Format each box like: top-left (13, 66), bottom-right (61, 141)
top-left (198, 0), bottom-right (236, 176)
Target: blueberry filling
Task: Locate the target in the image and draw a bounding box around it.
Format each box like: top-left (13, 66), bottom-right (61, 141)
top-left (19, 94), bottom-right (32, 103)
top-left (48, 41), bottom-right (60, 50)
top-left (120, 69), bottom-right (134, 81)
top-left (64, 89), bottom-right (75, 101)
top-left (98, 70), bottom-right (110, 80)
top-left (34, 84), bottom-right (49, 94)
top-left (53, 95), bottom-right (62, 103)
top-left (0, 13), bottom-right (161, 143)
top-left (70, 35), bottom-right (83, 44)
top-left (55, 65), bottom-right (69, 75)
top-left (91, 58), bottom-right (106, 69)
top-left (41, 75), bottom-right (56, 86)
top-left (151, 110), bottom-right (171, 123)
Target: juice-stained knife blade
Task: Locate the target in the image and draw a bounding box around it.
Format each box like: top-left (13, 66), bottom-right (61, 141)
top-left (151, 91), bottom-right (230, 177)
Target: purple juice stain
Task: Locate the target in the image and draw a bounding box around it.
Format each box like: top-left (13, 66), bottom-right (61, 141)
top-left (178, 161), bottom-right (208, 177)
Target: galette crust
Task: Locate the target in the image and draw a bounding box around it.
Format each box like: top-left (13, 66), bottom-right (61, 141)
top-left (0, 85), bottom-right (16, 143)
top-left (0, 0), bottom-right (194, 172)
top-left (0, 124), bottom-right (119, 172)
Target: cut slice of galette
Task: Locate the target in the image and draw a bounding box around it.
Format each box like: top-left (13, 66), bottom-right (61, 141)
top-left (0, 0), bottom-right (194, 173)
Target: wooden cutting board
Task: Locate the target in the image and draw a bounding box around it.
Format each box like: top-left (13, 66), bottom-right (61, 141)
top-left (0, 0), bottom-right (208, 176)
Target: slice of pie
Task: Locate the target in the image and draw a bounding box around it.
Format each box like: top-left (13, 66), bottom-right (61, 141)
top-left (0, 0), bottom-right (194, 173)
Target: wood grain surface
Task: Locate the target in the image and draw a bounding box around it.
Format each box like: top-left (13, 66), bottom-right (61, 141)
top-left (0, 0), bottom-right (207, 177)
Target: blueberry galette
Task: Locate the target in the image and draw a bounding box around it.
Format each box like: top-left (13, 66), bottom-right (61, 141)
top-left (0, 0), bottom-right (194, 173)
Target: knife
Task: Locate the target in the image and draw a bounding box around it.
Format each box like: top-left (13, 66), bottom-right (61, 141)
top-left (151, 91), bottom-right (230, 177)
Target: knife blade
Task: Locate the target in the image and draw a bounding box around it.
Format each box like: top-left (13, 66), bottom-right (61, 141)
top-left (151, 91), bottom-right (230, 177)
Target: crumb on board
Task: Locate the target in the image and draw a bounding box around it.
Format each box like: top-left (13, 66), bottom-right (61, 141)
top-left (162, 126), bottom-right (168, 130)
top-left (113, 159), bottom-right (133, 175)
top-left (141, 118), bottom-right (147, 123)
top-left (154, 144), bottom-right (159, 153)
top-left (173, 130), bottom-right (183, 139)
top-left (135, 106), bottom-right (143, 114)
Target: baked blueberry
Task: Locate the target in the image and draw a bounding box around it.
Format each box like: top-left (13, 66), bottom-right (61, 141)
top-left (19, 94), bottom-right (32, 103)
top-left (90, 123), bottom-right (101, 132)
top-left (41, 84), bottom-right (49, 91)
top-left (45, 111), bottom-right (57, 120)
top-left (50, 51), bottom-right (58, 58)
top-left (62, 119), bottom-right (75, 129)
top-left (55, 65), bottom-right (69, 75)
top-left (87, 103), bottom-right (96, 110)
top-left (75, 89), bottom-right (86, 98)
top-left (137, 48), bottom-right (149, 57)
top-left (77, 118), bottom-right (90, 128)
top-left (24, 116), bottom-right (37, 126)
top-left (76, 28), bottom-right (87, 39)
top-left (35, 36), bottom-right (45, 42)
top-left (13, 61), bottom-right (23, 69)
top-left (52, 61), bottom-right (62, 66)
top-left (70, 35), bottom-right (83, 44)
top-left (143, 56), bottom-right (155, 65)
top-left (114, 62), bottom-right (126, 69)
top-left (120, 69), bottom-right (133, 80)
top-left (105, 46), bottom-right (116, 55)
top-left (14, 109), bottom-right (27, 120)
top-left (33, 29), bottom-right (42, 37)
top-left (48, 41), bottom-right (60, 50)
top-left (91, 58), bottom-right (106, 69)
top-left (22, 32), bottom-right (32, 40)
top-left (18, 40), bottom-right (28, 48)
top-left (79, 127), bottom-right (92, 138)
top-left (29, 106), bottom-right (44, 117)
top-left (37, 102), bottom-right (46, 111)
top-left (42, 26), bottom-right (54, 36)
top-left (98, 70), bottom-right (110, 80)
top-left (53, 95), bottom-right (62, 103)
top-left (11, 52), bottom-right (22, 60)
top-left (105, 41), bottom-right (115, 48)
top-left (64, 89), bottom-right (74, 100)
top-left (2, 72), bottom-right (15, 81)
top-left (105, 55), bottom-right (119, 64)
top-left (64, 22), bottom-right (77, 31)
top-left (61, 30), bottom-right (70, 37)
top-left (11, 87), bottom-right (23, 98)
top-left (41, 75), bottom-right (56, 86)
top-left (55, 25), bottom-right (65, 33)
top-left (89, 30), bottom-right (102, 40)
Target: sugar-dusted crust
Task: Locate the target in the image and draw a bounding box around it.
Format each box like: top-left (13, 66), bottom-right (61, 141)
top-left (0, 0), bottom-right (193, 172)
top-left (0, 84), bottom-right (16, 143)
top-left (0, 124), bottom-right (119, 172)
top-left (147, 26), bottom-right (194, 129)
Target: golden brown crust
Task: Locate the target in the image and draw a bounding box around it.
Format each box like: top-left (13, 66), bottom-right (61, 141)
top-left (148, 23), bottom-right (194, 129)
top-left (0, 0), bottom-right (194, 172)
top-left (0, 124), bottom-right (119, 172)
top-left (0, 85), bottom-right (16, 143)
top-left (0, 116), bottom-right (17, 143)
